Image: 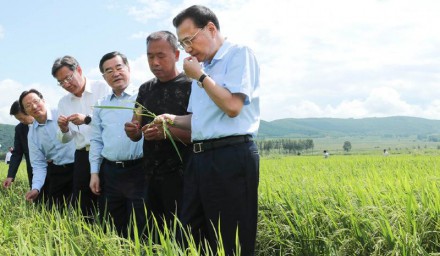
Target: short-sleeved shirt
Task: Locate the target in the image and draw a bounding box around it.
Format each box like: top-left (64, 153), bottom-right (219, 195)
top-left (188, 40), bottom-right (261, 140)
top-left (136, 73), bottom-right (191, 174)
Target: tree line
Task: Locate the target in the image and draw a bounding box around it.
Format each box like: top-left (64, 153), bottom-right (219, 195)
top-left (256, 138), bottom-right (314, 155)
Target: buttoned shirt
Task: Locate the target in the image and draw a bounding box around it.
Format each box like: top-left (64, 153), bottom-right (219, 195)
top-left (28, 107), bottom-right (76, 191)
top-left (89, 85), bottom-right (143, 173)
top-left (5, 152), bottom-right (12, 163)
top-left (188, 40), bottom-right (261, 140)
top-left (57, 78), bottom-right (110, 149)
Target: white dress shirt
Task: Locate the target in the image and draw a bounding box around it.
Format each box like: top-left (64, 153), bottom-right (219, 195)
top-left (5, 151), bottom-right (12, 163)
top-left (57, 78), bottom-right (110, 149)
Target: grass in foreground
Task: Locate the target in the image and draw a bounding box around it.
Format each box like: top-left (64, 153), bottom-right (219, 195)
top-left (2, 155), bottom-right (440, 255)
top-left (258, 155), bottom-right (440, 255)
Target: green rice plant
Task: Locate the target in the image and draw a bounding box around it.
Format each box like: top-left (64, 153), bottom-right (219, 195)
top-left (257, 155), bottom-right (440, 255)
top-left (93, 101), bottom-right (183, 162)
top-left (3, 154), bottom-right (440, 255)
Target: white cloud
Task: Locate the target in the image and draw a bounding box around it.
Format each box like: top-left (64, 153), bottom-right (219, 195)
top-left (0, 25), bottom-right (4, 39)
top-left (4, 0), bottom-right (440, 124)
top-left (122, 0), bottom-right (440, 121)
top-left (210, 0), bottom-right (440, 121)
top-left (130, 31), bottom-right (150, 40)
top-left (280, 86), bottom-right (440, 120)
top-left (127, 54), bottom-right (152, 85)
top-left (127, 0), bottom-right (172, 23)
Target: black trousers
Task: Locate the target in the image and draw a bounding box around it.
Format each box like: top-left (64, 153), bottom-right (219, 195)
top-left (180, 141), bottom-right (260, 256)
top-left (73, 149), bottom-right (98, 217)
top-left (26, 163), bottom-right (33, 189)
top-left (34, 169), bottom-right (48, 205)
top-left (145, 170), bottom-right (183, 234)
top-left (99, 159), bottom-right (147, 239)
top-left (46, 162), bottom-right (74, 210)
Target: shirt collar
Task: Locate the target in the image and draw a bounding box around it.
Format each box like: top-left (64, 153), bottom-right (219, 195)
top-left (32, 105), bottom-right (53, 127)
top-left (83, 77), bottom-right (93, 94)
top-left (203, 40), bottom-right (233, 66)
top-left (68, 77), bottom-right (92, 99)
top-left (110, 84), bottom-right (138, 100)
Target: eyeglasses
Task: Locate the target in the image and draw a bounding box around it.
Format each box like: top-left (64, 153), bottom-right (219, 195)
top-left (178, 26), bottom-right (205, 50)
top-left (24, 98), bottom-right (42, 110)
top-left (57, 73), bottom-right (75, 86)
top-left (102, 64), bottom-right (127, 77)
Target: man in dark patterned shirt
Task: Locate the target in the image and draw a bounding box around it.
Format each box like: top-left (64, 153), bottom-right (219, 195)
top-left (124, 31), bottom-right (191, 235)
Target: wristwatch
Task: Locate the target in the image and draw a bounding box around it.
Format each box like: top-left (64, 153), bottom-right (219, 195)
top-left (84, 115), bottom-right (92, 125)
top-left (197, 73), bottom-right (208, 88)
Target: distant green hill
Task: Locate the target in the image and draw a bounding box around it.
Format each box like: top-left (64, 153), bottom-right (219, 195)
top-left (258, 116), bottom-right (440, 138)
top-left (2, 116), bottom-right (440, 153)
top-left (0, 124), bottom-right (15, 153)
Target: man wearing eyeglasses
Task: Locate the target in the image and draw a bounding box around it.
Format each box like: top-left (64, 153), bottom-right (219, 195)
top-left (89, 51), bottom-right (145, 239)
top-left (155, 5), bottom-right (261, 256)
top-left (52, 55), bottom-right (110, 219)
top-left (124, 31), bottom-right (192, 235)
top-left (19, 89), bottom-right (76, 210)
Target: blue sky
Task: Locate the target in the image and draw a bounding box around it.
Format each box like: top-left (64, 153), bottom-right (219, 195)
top-left (1, 0), bottom-right (440, 125)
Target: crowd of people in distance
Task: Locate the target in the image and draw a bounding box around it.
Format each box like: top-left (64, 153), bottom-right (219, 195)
top-left (2, 5), bottom-right (261, 256)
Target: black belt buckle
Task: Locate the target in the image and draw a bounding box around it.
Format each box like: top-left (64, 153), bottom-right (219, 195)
top-left (115, 161), bottom-right (125, 168)
top-left (193, 143), bottom-right (203, 153)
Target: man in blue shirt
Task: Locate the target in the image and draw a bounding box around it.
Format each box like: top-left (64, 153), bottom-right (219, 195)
top-left (19, 89), bottom-right (76, 209)
top-left (89, 51), bottom-right (145, 238)
top-left (157, 5), bottom-right (261, 255)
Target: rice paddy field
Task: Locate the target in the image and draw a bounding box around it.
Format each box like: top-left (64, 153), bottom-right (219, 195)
top-left (1, 154), bottom-right (440, 255)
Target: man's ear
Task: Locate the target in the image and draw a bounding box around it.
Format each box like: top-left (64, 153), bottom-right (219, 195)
top-left (175, 49), bottom-right (181, 61)
top-left (77, 65), bottom-right (83, 76)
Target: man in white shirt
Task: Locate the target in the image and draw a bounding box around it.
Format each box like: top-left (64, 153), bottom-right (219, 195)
top-left (52, 55), bottom-right (110, 218)
top-left (5, 147), bottom-right (13, 164)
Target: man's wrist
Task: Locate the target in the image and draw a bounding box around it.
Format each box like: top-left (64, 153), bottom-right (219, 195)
top-left (166, 115), bottom-right (176, 127)
top-left (197, 73), bottom-right (208, 88)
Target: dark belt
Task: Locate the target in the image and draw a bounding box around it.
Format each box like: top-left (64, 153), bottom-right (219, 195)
top-left (76, 145), bottom-right (90, 152)
top-left (104, 158), bottom-right (143, 168)
top-left (193, 135), bottom-right (253, 153)
top-left (49, 162), bottom-right (74, 168)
